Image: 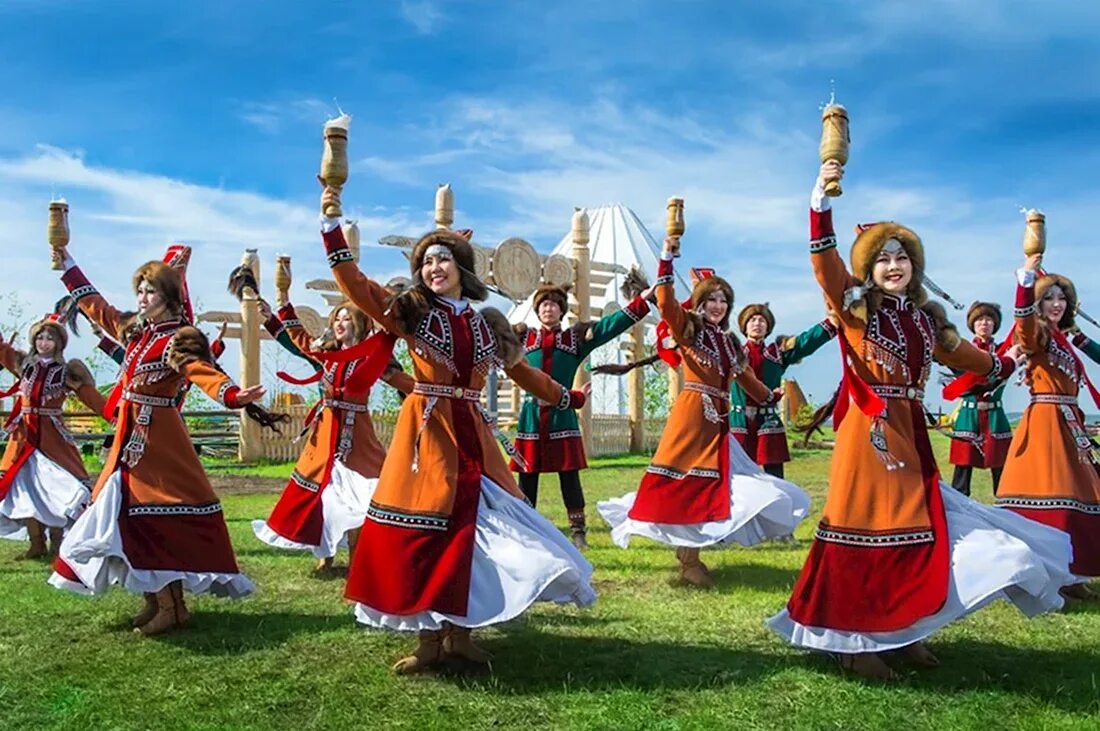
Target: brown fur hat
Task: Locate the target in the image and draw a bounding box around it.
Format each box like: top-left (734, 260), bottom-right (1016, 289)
top-left (28, 318), bottom-right (68, 355)
top-left (966, 301), bottom-right (1002, 334)
top-left (737, 303), bottom-right (775, 337)
top-left (533, 285), bottom-right (570, 315)
top-left (409, 229), bottom-right (488, 302)
top-left (132, 261), bottom-right (186, 318)
top-left (1036, 273), bottom-right (1077, 330)
top-left (480, 307), bottom-right (523, 367)
top-left (848, 222), bottom-right (928, 317)
top-left (165, 326), bottom-right (213, 371)
top-left (690, 276), bottom-right (735, 331)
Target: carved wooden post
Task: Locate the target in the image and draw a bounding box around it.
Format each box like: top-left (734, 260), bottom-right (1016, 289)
top-left (238, 249), bottom-right (263, 462)
top-left (628, 321), bottom-right (645, 452)
top-left (570, 208), bottom-right (592, 453)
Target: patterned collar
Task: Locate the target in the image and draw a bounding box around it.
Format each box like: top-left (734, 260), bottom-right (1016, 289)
top-left (879, 293), bottom-right (914, 311)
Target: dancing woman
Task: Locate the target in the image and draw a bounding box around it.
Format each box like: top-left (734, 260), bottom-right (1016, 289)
top-left (996, 259), bottom-right (1100, 598)
top-left (947, 302), bottom-right (1012, 496)
top-left (49, 246), bottom-right (273, 636)
top-left (0, 317), bottom-right (104, 558)
top-left (597, 236), bottom-right (812, 588)
top-left (511, 283), bottom-right (652, 549)
top-left (767, 161), bottom-right (1073, 681)
top-left (252, 296), bottom-right (413, 574)
top-left (733, 303), bottom-right (836, 478)
top-left (319, 184), bottom-right (595, 674)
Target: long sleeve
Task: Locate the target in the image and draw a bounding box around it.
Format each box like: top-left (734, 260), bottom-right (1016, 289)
top-left (809, 203), bottom-right (861, 322)
top-left (74, 383), bottom-right (107, 416)
top-left (276, 303), bottom-right (320, 356)
top-left (60, 264), bottom-right (124, 342)
top-left (780, 319), bottom-right (838, 369)
top-left (733, 366), bottom-right (774, 404)
top-left (97, 336), bottom-right (126, 366)
top-left (655, 254), bottom-right (692, 344)
top-left (936, 338), bottom-right (1013, 380)
top-left (1014, 268), bottom-right (1040, 354)
top-left (264, 311), bottom-right (321, 373)
top-left (579, 295), bottom-right (650, 358)
top-left (0, 341), bottom-right (24, 377)
top-left (505, 360), bottom-right (584, 410)
top-left (178, 360), bottom-right (242, 409)
top-left (321, 222), bottom-right (402, 335)
top-left (1072, 331), bottom-right (1100, 365)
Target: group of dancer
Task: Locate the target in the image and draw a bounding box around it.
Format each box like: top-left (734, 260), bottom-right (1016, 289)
top-left (2, 152), bottom-right (1097, 681)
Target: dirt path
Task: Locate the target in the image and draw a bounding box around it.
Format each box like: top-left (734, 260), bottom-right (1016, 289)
top-left (208, 474), bottom-right (286, 494)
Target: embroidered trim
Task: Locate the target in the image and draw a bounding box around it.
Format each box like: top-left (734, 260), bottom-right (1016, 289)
top-left (366, 503), bottom-right (449, 531)
top-left (645, 464), bottom-right (721, 480)
top-left (810, 233), bottom-right (837, 253)
top-left (815, 526), bottom-right (934, 546)
top-left (69, 284), bottom-right (97, 302)
top-left (1015, 304), bottom-right (1036, 318)
top-left (128, 502), bottom-right (223, 517)
top-left (327, 249), bottom-right (354, 267)
top-left (291, 470), bottom-right (321, 493)
top-left (996, 496), bottom-right (1100, 514)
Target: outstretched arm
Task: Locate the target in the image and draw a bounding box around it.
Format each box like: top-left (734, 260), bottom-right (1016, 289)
top-left (779, 319), bottom-right (838, 368)
top-left (0, 336), bottom-right (25, 377)
top-left (733, 366), bottom-right (774, 404)
top-left (505, 359), bottom-right (586, 411)
top-left (1072, 330), bottom-right (1100, 365)
top-left (936, 337), bottom-right (1014, 380)
top-left (579, 295), bottom-right (651, 358)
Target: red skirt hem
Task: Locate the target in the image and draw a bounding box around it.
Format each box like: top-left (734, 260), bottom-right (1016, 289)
top-left (511, 436), bottom-right (587, 473)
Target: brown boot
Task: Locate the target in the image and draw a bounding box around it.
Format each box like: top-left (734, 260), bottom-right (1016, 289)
top-left (47, 527), bottom-right (64, 556)
top-left (131, 593), bottom-right (158, 628)
top-left (568, 510), bottom-right (589, 551)
top-left (137, 581), bottom-right (189, 636)
top-left (676, 547), bottom-right (714, 588)
top-left (442, 623), bottom-right (492, 665)
top-left (21, 520), bottom-right (48, 559)
top-left (838, 652), bottom-right (898, 682)
top-left (392, 630), bottom-right (444, 675)
top-left (346, 527), bottom-right (362, 562)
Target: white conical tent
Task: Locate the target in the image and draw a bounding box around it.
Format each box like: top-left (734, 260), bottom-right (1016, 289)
top-left (508, 204), bottom-right (690, 416)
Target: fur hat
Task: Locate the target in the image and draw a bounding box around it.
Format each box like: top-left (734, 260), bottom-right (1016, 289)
top-left (737, 303), bottom-right (775, 337)
top-left (131, 261), bottom-right (186, 318)
top-left (533, 285), bottom-right (570, 315)
top-left (409, 229), bottom-right (488, 302)
top-left (966, 301), bottom-right (1002, 334)
top-left (690, 276), bottom-right (735, 331)
top-left (28, 317), bottom-right (68, 355)
top-left (1036, 273), bottom-right (1077, 330)
top-left (850, 222), bottom-right (927, 302)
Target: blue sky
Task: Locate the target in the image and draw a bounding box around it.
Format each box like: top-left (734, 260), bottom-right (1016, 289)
top-left (2, 1), bottom-right (1100, 411)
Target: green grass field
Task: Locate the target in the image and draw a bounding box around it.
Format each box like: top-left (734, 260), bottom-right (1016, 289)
top-left (3, 434), bottom-right (1099, 730)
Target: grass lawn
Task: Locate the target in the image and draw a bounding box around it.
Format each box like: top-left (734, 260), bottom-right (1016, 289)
top-left (3, 433), bottom-right (1099, 730)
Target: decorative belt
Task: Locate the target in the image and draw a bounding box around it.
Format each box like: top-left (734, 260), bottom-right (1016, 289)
top-left (323, 398), bottom-right (370, 413)
top-left (870, 385), bottom-right (924, 401)
top-left (733, 404), bottom-right (778, 418)
top-left (413, 383), bottom-right (482, 401)
top-left (24, 407), bottom-right (63, 416)
top-left (684, 381), bottom-right (730, 425)
top-left (122, 391), bottom-right (177, 408)
top-left (410, 382), bottom-right (526, 472)
top-left (1032, 394), bottom-right (1077, 406)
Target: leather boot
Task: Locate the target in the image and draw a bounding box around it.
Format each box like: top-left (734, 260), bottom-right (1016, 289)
top-left (131, 592), bottom-right (158, 628)
top-left (346, 527), bottom-right (362, 562)
top-left (567, 510), bottom-right (589, 550)
top-left (47, 527), bottom-right (64, 556)
top-left (676, 547), bottom-right (714, 588)
top-left (137, 581), bottom-right (189, 636)
top-left (392, 630), bottom-right (444, 674)
top-left (22, 520), bottom-right (47, 559)
top-left (442, 622), bottom-right (492, 664)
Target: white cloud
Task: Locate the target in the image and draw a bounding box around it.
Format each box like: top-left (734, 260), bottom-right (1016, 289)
top-left (400, 0), bottom-right (444, 35)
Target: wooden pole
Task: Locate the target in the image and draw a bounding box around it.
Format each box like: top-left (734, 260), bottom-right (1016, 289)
top-left (238, 252), bottom-right (262, 462)
top-left (627, 321), bottom-right (645, 452)
top-left (570, 208), bottom-right (592, 454)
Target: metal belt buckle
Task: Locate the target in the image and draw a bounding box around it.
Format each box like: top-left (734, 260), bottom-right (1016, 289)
top-left (453, 387), bottom-right (465, 399)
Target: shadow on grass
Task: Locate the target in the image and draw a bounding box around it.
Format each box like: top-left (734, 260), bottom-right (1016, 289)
top-left (789, 638), bottom-right (1100, 714)
top-left (143, 610), bottom-right (348, 655)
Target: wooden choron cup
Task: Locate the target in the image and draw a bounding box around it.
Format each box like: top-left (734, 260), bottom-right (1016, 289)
top-left (274, 255), bottom-right (291, 306)
top-left (320, 114), bottom-right (351, 218)
top-left (819, 103), bottom-right (849, 197)
top-left (48, 200), bottom-right (70, 271)
top-left (666, 197), bottom-right (684, 258)
top-left (1023, 209), bottom-right (1046, 256)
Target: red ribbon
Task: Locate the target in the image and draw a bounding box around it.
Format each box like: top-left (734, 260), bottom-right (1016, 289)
top-left (277, 370), bottom-right (323, 386)
top-left (0, 380), bottom-right (20, 398)
top-left (832, 335), bottom-right (885, 429)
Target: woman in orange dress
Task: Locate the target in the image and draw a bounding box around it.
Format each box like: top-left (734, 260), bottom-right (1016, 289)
top-left (598, 236), bottom-right (811, 588)
top-left (319, 184), bottom-right (595, 674)
top-left (49, 245), bottom-right (273, 636)
top-left (767, 161), bottom-right (1073, 681)
top-left (252, 296), bottom-right (413, 574)
top-left (997, 258), bottom-right (1100, 598)
top-left (0, 317), bottom-right (104, 557)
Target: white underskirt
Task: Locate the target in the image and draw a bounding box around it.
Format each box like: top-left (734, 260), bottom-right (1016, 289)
top-left (47, 470), bottom-right (254, 598)
top-left (251, 461), bottom-right (375, 559)
top-left (0, 450), bottom-right (89, 539)
top-left (766, 482), bottom-right (1074, 653)
top-left (353, 476), bottom-right (596, 631)
top-left (596, 436), bottom-right (811, 548)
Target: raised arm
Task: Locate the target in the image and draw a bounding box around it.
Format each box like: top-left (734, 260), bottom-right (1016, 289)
top-left (271, 301), bottom-right (319, 356)
top-left (1071, 330), bottom-right (1100, 366)
top-left (779, 319), bottom-right (838, 368)
top-left (320, 217), bottom-right (402, 335)
top-left (1014, 260), bottom-right (1041, 354)
top-left (0, 337), bottom-right (25, 377)
top-left (936, 336), bottom-right (1013, 380)
top-left (505, 359), bottom-right (586, 411)
top-left (59, 258), bottom-right (124, 341)
top-left (655, 248), bottom-right (692, 344)
top-left (579, 296), bottom-right (650, 358)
